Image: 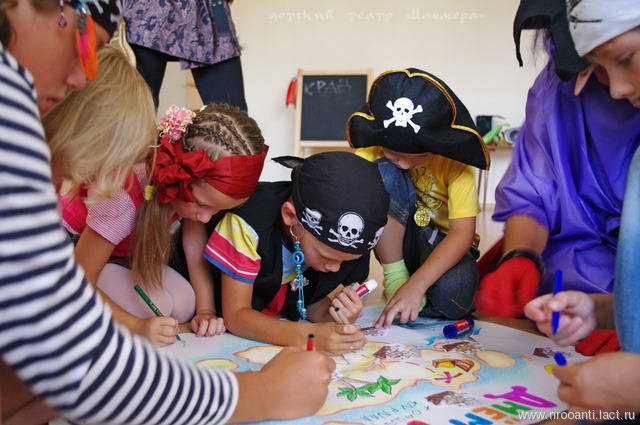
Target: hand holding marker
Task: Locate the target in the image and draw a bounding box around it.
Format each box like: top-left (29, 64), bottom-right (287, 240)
top-left (134, 284), bottom-right (181, 342)
top-left (331, 279), bottom-right (378, 324)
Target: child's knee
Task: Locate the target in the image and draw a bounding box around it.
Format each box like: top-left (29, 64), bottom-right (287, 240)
top-left (423, 259), bottom-right (479, 319)
top-left (426, 283), bottom-right (476, 319)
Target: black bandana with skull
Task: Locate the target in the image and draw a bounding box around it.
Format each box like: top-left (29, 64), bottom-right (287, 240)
top-left (274, 152), bottom-right (389, 256)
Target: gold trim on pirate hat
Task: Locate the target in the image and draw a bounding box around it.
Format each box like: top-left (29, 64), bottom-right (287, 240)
top-left (347, 68), bottom-right (490, 170)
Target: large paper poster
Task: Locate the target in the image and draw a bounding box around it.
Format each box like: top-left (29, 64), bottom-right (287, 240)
top-left (162, 306), bottom-right (584, 425)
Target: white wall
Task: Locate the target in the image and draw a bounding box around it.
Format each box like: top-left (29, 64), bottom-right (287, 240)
top-left (159, 0), bottom-right (547, 205)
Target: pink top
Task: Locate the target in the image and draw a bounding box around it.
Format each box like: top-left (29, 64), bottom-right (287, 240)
top-left (62, 163), bottom-right (147, 258)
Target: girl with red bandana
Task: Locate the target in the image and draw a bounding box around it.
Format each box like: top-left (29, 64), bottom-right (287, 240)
top-left (52, 94), bottom-right (267, 346)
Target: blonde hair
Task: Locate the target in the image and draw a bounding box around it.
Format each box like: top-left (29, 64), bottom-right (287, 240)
top-left (134, 103), bottom-right (265, 290)
top-left (43, 45), bottom-right (156, 196)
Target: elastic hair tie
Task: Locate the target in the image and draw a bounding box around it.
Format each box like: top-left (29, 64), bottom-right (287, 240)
top-left (144, 184), bottom-right (155, 201)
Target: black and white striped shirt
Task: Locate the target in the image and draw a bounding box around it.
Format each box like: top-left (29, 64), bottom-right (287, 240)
top-left (0, 44), bottom-right (238, 424)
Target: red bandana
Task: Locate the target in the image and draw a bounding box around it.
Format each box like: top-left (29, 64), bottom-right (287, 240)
top-left (152, 138), bottom-right (268, 203)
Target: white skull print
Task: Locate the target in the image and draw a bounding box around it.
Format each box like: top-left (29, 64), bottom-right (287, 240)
top-left (383, 97), bottom-right (423, 133)
top-left (367, 226), bottom-right (385, 249)
top-left (329, 212), bottom-right (365, 248)
top-left (301, 208), bottom-right (323, 235)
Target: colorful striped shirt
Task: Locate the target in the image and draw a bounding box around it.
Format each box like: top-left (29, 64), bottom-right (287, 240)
top-left (205, 212), bottom-right (261, 283)
top-left (0, 43), bottom-right (237, 424)
top-left (205, 212), bottom-right (309, 285)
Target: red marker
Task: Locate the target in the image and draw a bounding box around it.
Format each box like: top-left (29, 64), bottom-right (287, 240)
top-left (355, 279), bottom-right (378, 298)
top-left (306, 333), bottom-right (315, 351)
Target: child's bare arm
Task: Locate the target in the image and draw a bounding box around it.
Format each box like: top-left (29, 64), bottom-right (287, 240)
top-left (374, 215), bottom-right (405, 264)
top-left (503, 214), bottom-right (549, 255)
top-left (182, 219), bottom-right (225, 336)
top-left (221, 274), bottom-right (365, 354)
top-left (74, 226), bottom-right (115, 284)
top-left (74, 227), bottom-right (179, 345)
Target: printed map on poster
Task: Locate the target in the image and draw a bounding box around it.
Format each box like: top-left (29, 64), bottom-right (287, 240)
top-left (162, 306), bottom-right (585, 425)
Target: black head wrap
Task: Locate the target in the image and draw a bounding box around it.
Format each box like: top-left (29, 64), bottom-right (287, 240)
top-left (69, 0), bottom-right (123, 36)
top-left (513, 0), bottom-right (588, 80)
top-left (274, 152), bottom-right (389, 255)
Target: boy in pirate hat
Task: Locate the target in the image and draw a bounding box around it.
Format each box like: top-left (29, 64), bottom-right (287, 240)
top-left (202, 151), bottom-right (389, 354)
top-left (348, 68), bottom-right (489, 327)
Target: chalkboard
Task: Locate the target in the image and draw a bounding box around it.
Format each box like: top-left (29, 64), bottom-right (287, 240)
top-left (294, 69), bottom-right (372, 156)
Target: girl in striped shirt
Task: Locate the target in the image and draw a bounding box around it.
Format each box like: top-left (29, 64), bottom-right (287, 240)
top-left (1, 1), bottom-right (334, 424)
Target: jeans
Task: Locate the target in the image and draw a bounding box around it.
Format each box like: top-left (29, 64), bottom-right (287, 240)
top-left (615, 146), bottom-right (640, 354)
top-left (374, 158), bottom-right (479, 320)
top-left (131, 45), bottom-right (247, 111)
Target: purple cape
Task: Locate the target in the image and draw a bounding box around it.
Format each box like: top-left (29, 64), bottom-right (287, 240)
top-left (494, 63), bottom-right (640, 295)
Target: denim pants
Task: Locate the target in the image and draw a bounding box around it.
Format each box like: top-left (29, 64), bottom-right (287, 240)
top-left (615, 145), bottom-right (640, 355)
top-left (375, 158), bottom-right (479, 320)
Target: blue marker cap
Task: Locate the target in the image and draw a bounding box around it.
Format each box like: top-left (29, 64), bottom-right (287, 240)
top-left (554, 351), bottom-right (567, 366)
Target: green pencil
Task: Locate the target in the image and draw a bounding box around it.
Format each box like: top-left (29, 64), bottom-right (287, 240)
top-left (134, 284), bottom-right (182, 341)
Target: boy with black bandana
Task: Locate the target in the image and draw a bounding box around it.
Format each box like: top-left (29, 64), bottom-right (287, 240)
top-left (204, 151), bottom-right (389, 354)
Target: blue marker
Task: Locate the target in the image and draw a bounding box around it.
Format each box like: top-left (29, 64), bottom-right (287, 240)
top-left (443, 318), bottom-right (475, 338)
top-left (554, 351), bottom-right (567, 366)
top-left (552, 270), bottom-right (562, 334)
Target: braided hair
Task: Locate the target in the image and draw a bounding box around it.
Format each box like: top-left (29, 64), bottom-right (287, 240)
top-left (183, 103), bottom-right (263, 159)
top-left (133, 103), bottom-right (265, 290)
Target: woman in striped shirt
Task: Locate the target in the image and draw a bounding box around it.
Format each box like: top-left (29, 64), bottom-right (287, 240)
top-left (0, 1), bottom-right (334, 424)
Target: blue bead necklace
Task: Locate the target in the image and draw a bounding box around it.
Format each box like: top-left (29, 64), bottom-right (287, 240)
top-left (289, 224), bottom-right (308, 319)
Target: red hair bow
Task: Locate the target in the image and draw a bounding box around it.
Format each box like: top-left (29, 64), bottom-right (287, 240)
top-left (152, 139), bottom-right (268, 203)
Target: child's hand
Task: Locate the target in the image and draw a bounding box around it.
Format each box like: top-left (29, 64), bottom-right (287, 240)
top-left (524, 291), bottom-right (597, 345)
top-left (330, 284), bottom-right (364, 322)
top-left (135, 316), bottom-right (180, 346)
top-left (553, 352), bottom-right (640, 414)
top-left (256, 346), bottom-right (335, 419)
top-left (190, 313), bottom-right (226, 337)
top-left (315, 322), bottom-right (366, 355)
top-left (375, 280), bottom-right (424, 328)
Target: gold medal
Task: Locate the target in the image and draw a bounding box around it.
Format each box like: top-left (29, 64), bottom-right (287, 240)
top-left (414, 207), bottom-right (430, 227)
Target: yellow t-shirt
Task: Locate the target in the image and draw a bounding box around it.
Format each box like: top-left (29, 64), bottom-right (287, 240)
top-left (356, 146), bottom-right (480, 244)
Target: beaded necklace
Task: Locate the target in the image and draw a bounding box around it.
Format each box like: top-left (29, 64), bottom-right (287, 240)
top-left (289, 224), bottom-right (309, 319)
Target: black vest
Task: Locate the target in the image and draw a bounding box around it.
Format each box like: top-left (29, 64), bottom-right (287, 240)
top-left (208, 181), bottom-right (370, 321)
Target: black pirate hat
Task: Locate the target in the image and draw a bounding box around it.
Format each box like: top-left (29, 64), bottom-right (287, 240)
top-left (347, 68), bottom-right (490, 170)
top-left (513, 0), bottom-right (588, 81)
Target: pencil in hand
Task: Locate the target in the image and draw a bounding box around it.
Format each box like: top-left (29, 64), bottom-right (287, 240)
top-left (134, 285), bottom-right (182, 342)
